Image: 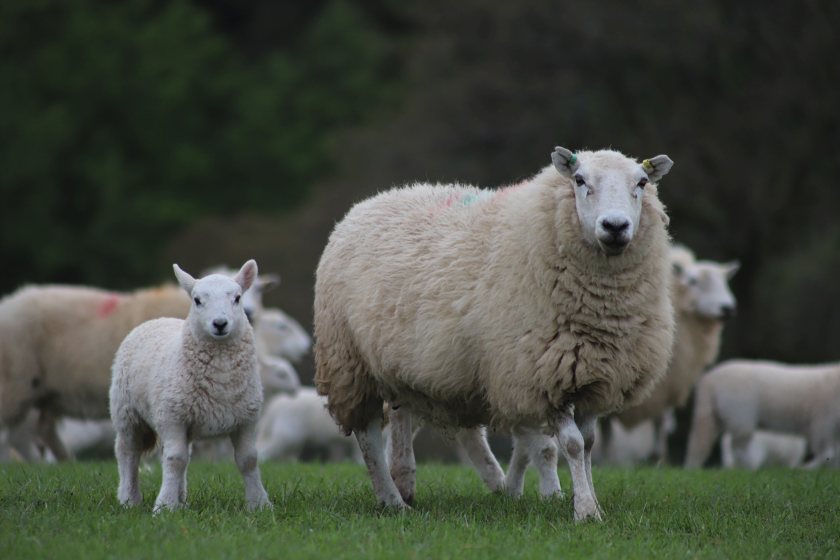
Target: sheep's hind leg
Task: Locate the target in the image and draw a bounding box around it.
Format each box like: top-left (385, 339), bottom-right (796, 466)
top-left (387, 407), bottom-right (416, 504)
top-left (154, 428), bottom-right (190, 514)
top-left (115, 430), bottom-right (143, 506)
top-left (507, 428), bottom-right (562, 498)
top-left (356, 417), bottom-right (409, 509)
top-left (505, 429), bottom-right (531, 498)
top-left (231, 423), bottom-right (272, 511)
top-left (455, 426), bottom-right (506, 494)
top-left (578, 416), bottom-right (604, 517)
top-left (558, 412), bottom-right (602, 522)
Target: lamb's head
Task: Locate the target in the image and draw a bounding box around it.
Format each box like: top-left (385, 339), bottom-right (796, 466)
top-left (258, 354), bottom-right (301, 396)
top-left (673, 257), bottom-right (739, 321)
top-left (202, 265), bottom-right (279, 324)
top-left (552, 147), bottom-right (673, 256)
top-left (256, 308), bottom-right (312, 363)
top-left (174, 259), bottom-right (258, 341)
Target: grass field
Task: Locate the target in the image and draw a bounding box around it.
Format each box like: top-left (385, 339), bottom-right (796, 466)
top-left (1, 461), bottom-right (838, 559)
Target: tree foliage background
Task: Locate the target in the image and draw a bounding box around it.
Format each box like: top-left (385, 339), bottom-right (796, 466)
top-left (2, 0), bottom-right (839, 383)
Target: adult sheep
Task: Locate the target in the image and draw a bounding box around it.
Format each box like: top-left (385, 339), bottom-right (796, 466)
top-left (685, 360), bottom-right (840, 469)
top-left (0, 284), bottom-right (190, 460)
top-left (314, 147), bottom-right (675, 520)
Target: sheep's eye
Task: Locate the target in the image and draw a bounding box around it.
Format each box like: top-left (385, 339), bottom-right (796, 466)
top-left (574, 174), bottom-right (586, 187)
top-left (234, 295), bottom-right (241, 304)
top-left (637, 178), bottom-right (648, 188)
top-left (193, 297), bottom-right (202, 306)
top-left (687, 277), bottom-right (699, 286)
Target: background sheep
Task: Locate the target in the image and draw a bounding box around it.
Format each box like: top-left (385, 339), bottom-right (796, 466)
top-left (720, 431), bottom-right (808, 469)
top-left (110, 260), bottom-right (271, 512)
top-left (0, 284), bottom-right (190, 460)
top-left (254, 308), bottom-right (312, 364)
top-left (685, 359), bottom-right (840, 469)
top-left (611, 245), bottom-right (738, 461)
top-left (314, 147), bottom-right (675, 520)
top-left (257, 387), bottom-right (361, 463)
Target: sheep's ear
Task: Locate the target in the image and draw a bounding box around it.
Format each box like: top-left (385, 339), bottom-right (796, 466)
top-left (551, 146), bottom-right (580, 177)
top-left (173, 264), bottom-right (196, 295)
top-left (724, 260), bottom-right (740, 280)
top-left (235, 259), bottom-right (259, 292)
top-left (257, 273), bottom-right (281, 293)
top-left (641, 155), bottom-right (674, 182)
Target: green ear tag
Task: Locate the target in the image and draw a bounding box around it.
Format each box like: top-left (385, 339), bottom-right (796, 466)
top-left (642, 159), bottom-right (654, 173)
top-left (568, 154), bottom-right (578, 166)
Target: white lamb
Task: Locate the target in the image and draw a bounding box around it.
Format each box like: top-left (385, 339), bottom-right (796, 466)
top-left (257, 387), bottom-right (362, 463)
top-left (314, 147), bottom-right (675, 521)
top-left (110, 260), bottom-right (271, 513)
top-left (0, 283), bottom-right (190, 460)
top-left (255, 308), bottom-right (312, 363)
top-left (720, 431), bottom-right (808, 469)
top-left (685, 359), bottom-right (840, 469)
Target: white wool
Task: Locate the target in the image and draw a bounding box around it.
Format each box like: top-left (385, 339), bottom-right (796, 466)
top-left (686, 359), bottom-right (840, 469)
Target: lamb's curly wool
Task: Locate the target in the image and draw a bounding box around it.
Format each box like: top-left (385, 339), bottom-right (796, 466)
top-left (0, 284), bottom-right (189, 459)
top-left (315, 153), bottom-right (674, 435)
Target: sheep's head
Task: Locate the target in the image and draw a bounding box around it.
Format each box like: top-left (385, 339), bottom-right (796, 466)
top-left (258, 354), bottom-right (301, 396)
top-left (552, 147), bottom-right (673, 256)
top-left (256, 308), bottom-right (312, 363)
top-left (174, 259), bottom-right (258, 341)
top-left (673, 258), bottom-right (739, 320)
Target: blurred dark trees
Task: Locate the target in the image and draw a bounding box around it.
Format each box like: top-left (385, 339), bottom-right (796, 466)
top-left (2, 0), bottom-right (840, 371)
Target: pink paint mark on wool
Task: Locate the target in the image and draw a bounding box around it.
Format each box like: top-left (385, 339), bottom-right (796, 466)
top-left (97, 294), bottom-right (121, 318)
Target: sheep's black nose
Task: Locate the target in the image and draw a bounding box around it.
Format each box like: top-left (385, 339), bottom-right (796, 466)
top-left (720, 305), bottom-right (736, 320)
top-left (602, 218), bottom-right (630, 235)
top-left (213, 319), bottom-right (228, 331)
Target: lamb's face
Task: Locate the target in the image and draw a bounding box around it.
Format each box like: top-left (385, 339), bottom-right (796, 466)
top-left (676, 260), bottom-right (739, 320)
top-left (258, 355), bottom-right (301, 396)
top-left (173, 259), bottom-right (258, 341)
top-left (552, 148), bottom-right (673, 256)
top-left (257, 309), bottom-right (312, 363)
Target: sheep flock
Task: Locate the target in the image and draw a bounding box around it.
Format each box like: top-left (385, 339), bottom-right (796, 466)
top-left (0, 144), bottom-right (835, 523)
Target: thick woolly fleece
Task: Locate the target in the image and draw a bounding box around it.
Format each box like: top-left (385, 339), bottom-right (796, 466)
top-left (314, 150), bottom-right (674, 434)
top-left (0, 284), bottom-right (189, 426)
top-left (110, 318), bottom-right (262, 444)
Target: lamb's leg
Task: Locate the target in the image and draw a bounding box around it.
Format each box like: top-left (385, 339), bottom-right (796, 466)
top-left (115, 430), bottom-right (143, 506)
top-left (455, 427), bottom-right (506, 493)
top-left (507, 428), bottom-right (562, 498)
top-left (729, 433), bottom-right (757, 470)
top-left (37, 409), bottom-right (72, 462)
top-left (355, 417), bottom-right (408, 509)
top-left (653, 408), bottom-right (676, 464)
top-left (231, 422), bottom-right (272, 511)
top-left (578, 415), bottom-right (603, 517)
top-left (684, 382), bottom-right (721, 469)
top-left (505, 430), bottom-right (531, 498)
top-left (558, 412), bottom-right (602, 522)
top-left (179, 442), bottom-right (192, 504)
top-left (803, 444), bottom-right (836, 470)
top-left (387, 407), bottom-right (416, 504)
top-left (154, 428), bottom-right (189, 513)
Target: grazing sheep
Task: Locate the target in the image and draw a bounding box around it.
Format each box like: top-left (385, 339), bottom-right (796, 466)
top-left (0, 283), bottom-right (190, 460)
top-left (721, 431), bottom-right (808, 469)
top-left (110, 261), bottom-right (271, 513)
top-left (314, 147), bottom-right (675, 520)
top-left (255, 308), bottom-right (312, 363)
top-left (612, 246), bottom-right (738, 460)
top-left (685, 360), bottom-right (840, 469)
top-left (257, 387), bottom-right (362, 463)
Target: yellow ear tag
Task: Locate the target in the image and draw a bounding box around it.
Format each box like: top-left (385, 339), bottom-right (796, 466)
top-left (642, 159), bottom-right (654, 173)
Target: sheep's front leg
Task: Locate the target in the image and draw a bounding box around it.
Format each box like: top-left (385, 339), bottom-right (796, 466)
top-left (578, 415), bottom-right (604, 517)
top-left (387, 407), bottom-right (416, 504)
top-left (355, 417), bottom-right (408, 509)
top-left (558, 412), bottom-right (602, 522)
top-left (455, 427), bottom-right (505, 493)
top-left (231, 423), bottom-right (272, 511)
top-left (507, 428), bottom-right (562, 498)
top-left (154, 428), bottom-right (190, 514)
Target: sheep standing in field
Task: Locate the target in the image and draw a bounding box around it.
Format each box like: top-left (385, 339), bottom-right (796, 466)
top-left (110, 261), bottom-right (271, 512)
top-left (0, 283), bottom-right (191, 460)
top-left (685, 360), bottom-right (840, 469)
top-left (257, 387), bottom-right (362, 463)
top-left (720, 431), bottom-right (807, 469)
top-left (612, 246), bottom-right (738, 461)
top-left (314, 147), bottom-right (675, 520)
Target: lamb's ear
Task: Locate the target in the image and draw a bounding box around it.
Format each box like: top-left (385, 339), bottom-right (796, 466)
top-left (641, 155), bottom-right (674, 182)
top-left (724, 260), bottom-right (740, 280)
top-left (235, 259), bottom-right (259, 292)
top-left (173, 264), bottom-right (196, 295)
top-left (551, 146), bottom-right (580, 177)
top-left (257, 273), bottom-right (281, 293)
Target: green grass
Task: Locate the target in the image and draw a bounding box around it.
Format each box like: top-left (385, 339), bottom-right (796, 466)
top-left (1, 462), bottom-right (838, 559)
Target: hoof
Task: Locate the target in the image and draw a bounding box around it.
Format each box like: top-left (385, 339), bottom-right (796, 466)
top-left (573, 505), bottom-right (603, 523)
